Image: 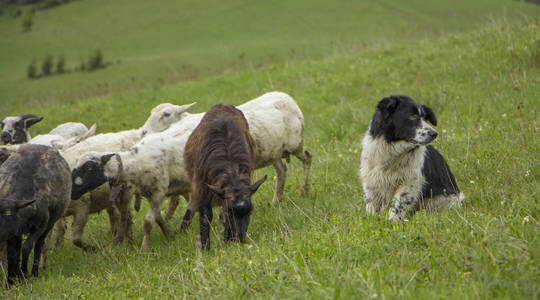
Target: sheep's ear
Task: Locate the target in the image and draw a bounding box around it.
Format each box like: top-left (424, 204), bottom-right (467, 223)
top-left (376, 96), bottom-right (400, 115)
top-left (1, 119), bottom-right (5, 129)
top-left (0, 199), bottom-right (35, 215)
top-left (206, 183), bottom-right (225, 198)
top-left (84, 123), bottom-right (97, 139)
top-left (422, 105), bottom-right (437, 126)
top-left (20, 114), bottom-right (43, 128)
top-left (179, 102), bottom-right (196, 114)
top-left (15, 199), bottom-right (35, 210)
top-left (249, 175), bottom-right (267, 194)
top-left (101, 153), bottom-right (115, 165)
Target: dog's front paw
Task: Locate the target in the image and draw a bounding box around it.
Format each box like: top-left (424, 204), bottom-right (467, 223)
top-left (388, 208), bottom-right (408, 222)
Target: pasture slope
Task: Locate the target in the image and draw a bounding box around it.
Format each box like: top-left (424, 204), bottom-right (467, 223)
top-left (1, 0), bottom-right (539, 114)
top-left (2, 17), bottom-right (540, 300)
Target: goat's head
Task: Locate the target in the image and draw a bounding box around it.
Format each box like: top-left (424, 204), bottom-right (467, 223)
top-left (0, 199), bottom-right (35, 242)
top-left (1, 114), bottom-right (43, 144)
top-left (140, 102), bottom-right (196, 136)
top-left (71, 152), bottom-right (121, 200)
top-left (207, 173), bottom-right (267, 243)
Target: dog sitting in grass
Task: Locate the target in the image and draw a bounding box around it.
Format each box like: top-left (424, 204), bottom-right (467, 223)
top-left (359, 95), bottom-right (464, 221)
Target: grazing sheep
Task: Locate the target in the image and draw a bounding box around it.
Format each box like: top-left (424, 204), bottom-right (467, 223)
top-left (1, 114), bottom-right (43, 144)
top-left (185, 104), bottom-right (267, 250)
top-left (0, 144), bottom-right (71, 285)
top-left (56, 102), bottom-right (195, 251)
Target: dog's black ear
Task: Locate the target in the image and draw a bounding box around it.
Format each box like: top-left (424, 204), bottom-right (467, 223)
top-left (422, 105), bottom-right (437, 126)
top-left (376, 96), bottom-right (400, 115)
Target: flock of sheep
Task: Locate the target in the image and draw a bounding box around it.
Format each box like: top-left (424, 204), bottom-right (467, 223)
top-left (0, 92), bottom-right (312, 286)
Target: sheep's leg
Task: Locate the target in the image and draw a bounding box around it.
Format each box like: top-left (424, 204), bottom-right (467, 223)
top-left (106, 206), bottom-right (119, 236)
top-left (272, 159), bottom-right (287, 203)
top-left (153, 195), bottom-right (172, 239)
top-left (31, 227), bottom-right (52, 277)
top-left (180, 194), bottom-right (194, 231)
top-left (141, 192), bottom-right (170, 251)
top-left (71, 203), bottom-right (97, 252)
top-left (164, 195), bottom-right (179, 221)
top-left (114, 189), bottom-right (133, 245)
top-left (39, 230), bottom-right (53, 270)
top-left (6, 236), bottom-right (22, 285)
top-left (294, 149), bottom-right (312, 197)
top-left (20, 225), bottom-right (48, 277)
top-left (133, 193), bottom-right (142, 212)
top-left (53, 217), bottom-right (67, 249)
top-left (199, 204), bottom-right (213, 251)
top-left (0, 242), bottom-right (7, 270)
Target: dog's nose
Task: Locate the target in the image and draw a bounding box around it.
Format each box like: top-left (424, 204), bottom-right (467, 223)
top-left (428, 130), bottom-right (438, 139)
top-left (1, 132), bottom-right (11, 144)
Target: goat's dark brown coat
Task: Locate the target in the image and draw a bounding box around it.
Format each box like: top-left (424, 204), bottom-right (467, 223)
top-left (184, 104), bottom-right (265, 250)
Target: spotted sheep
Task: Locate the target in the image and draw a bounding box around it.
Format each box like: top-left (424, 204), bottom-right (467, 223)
top-left (0, 144), bottom-right (71, 286)
top-left (184, 104), bottom-right (267, 250)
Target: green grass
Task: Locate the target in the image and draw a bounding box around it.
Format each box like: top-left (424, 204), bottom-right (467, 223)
top-left (1, 17), bottom-right (538, 298)
top-left (1, 0), bottom-right (540, 114)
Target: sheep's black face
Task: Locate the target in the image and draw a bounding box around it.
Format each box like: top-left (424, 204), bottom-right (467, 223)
top-left (208, 175), bottom-right (267, 243)
top-left (71, 154), bottom-right (114, 200)
top-left (369, 95), bottom-right (438, 145)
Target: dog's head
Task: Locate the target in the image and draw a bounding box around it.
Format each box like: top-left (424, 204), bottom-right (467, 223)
top-left (369, 95), bottom-right (438, 145)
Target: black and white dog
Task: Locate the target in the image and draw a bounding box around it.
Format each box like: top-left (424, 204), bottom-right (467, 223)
top-left (359, 95), bottom-right (464, 221)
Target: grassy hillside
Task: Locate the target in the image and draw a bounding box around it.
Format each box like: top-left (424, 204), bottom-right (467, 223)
top-left (1, 18), bottom-right (538, 298)
top-left (1, 0), bottom-right (539, 114)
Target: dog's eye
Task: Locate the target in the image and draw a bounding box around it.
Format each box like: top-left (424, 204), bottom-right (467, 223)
top-left (408, 115), bottom-right (418, 120)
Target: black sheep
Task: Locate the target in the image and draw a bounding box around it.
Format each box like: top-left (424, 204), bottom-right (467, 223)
top-left (0, 144), bottom-right (71, 286)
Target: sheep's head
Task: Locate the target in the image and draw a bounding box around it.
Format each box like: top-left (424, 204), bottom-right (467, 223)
top-left (140, 102), bottom-right (196, 136)
top-left (71, 152), bottom-right (122, 200)
top-left (1, 114), bottom-right (43, 144)
top-left (0, 199), bottom-right (35, 242)
top-left (207, 173), bottom-right (267, 243)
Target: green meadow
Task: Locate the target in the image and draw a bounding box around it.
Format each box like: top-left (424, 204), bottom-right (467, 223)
top-left (1, 0), bottom-right (539, 298)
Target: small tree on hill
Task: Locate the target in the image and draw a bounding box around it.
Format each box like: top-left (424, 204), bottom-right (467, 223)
top-left (56, 55), bottom-right (65, 73)
top-left (87, 49), bottom-right (103, 71)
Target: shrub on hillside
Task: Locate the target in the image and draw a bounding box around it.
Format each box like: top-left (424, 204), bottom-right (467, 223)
top-left (27, 59), bottom-right (38, 79)
top-left (22, 16), bottom-right (33, 32)
top-left (41, 54), bottom-right (54, 76)
top-left (56, 55), bottom-right (65, 73)
top-left (87, 49), bottom-right (104, 71)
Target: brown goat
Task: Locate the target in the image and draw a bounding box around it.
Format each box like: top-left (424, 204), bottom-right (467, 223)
top-left (184, 104), bottom-right (266, 250)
